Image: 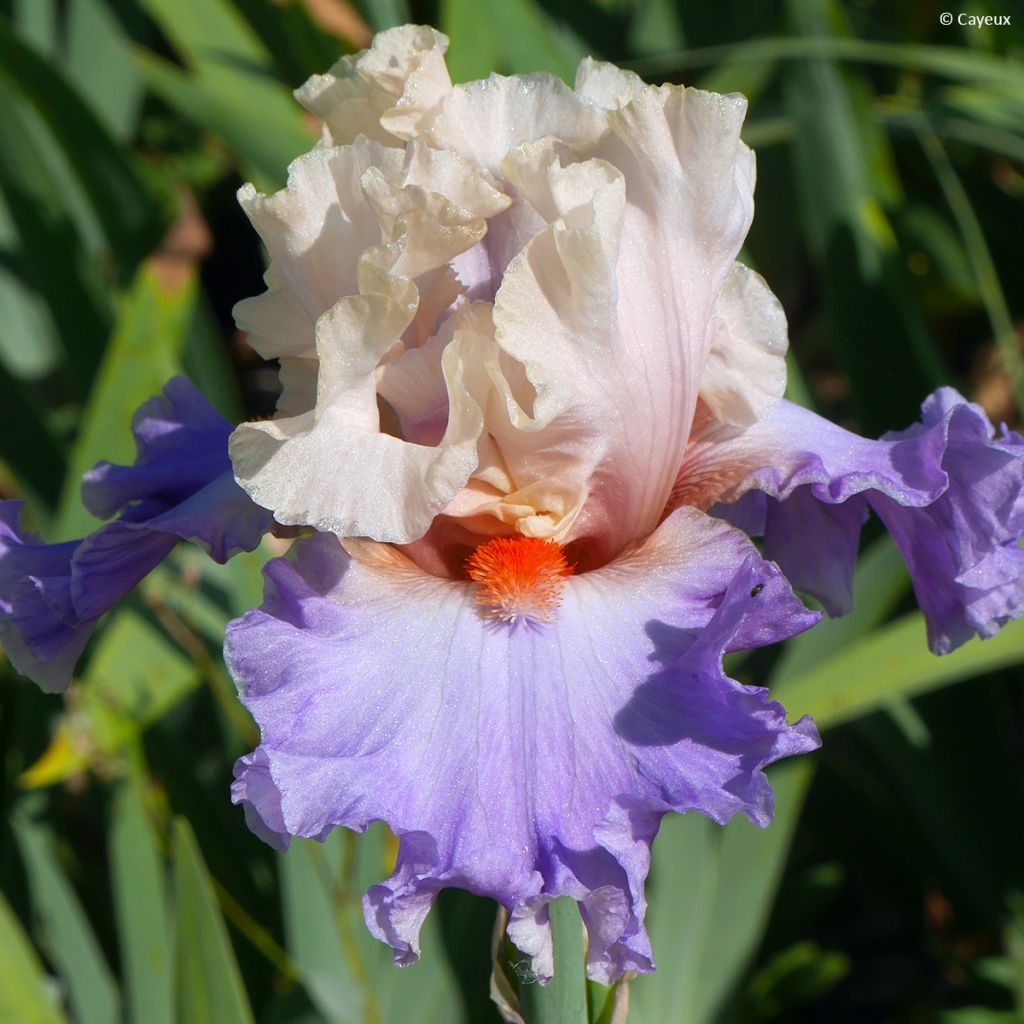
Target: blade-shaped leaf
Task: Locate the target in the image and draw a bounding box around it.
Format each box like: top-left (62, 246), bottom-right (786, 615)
top-left (278, 836), bottom-right (364, 1024)
top-left (172, 817), bottom-right (255, 1024)
top-left (516, 898), bottom-right (587, 1024)
top-left (0, 16), bottom-right (161, 277)
top-left (111, 778), bottom-right (174, 1024)
top-left (66, 0), bottom-right (143, 142)
top-left (21, 609), bottom-right (201, 788)
top-left (440, 0), bottom-right (586, 84)
top-left (54, 262), bottom-right (196, 540)
top-left (136, 0), bottom-right (313, 190)
top-left (0, 888), bottom-right (69, 1024)
top-left (12, 814), bottom-right (121, 1024)
top-left (778, 613), bottom-right (1024, 731)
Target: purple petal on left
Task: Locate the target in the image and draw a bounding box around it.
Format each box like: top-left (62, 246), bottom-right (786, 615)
top-left (0, 503), bottom-right (180, 692)
top-left (82, 376), bottom-right (274, 561)
top-left (1, 378), bottom-right (275, 691)
top-left (228, 507), bottom-right (819, 985)
top-left (0, 502), bottom-right (90, 692)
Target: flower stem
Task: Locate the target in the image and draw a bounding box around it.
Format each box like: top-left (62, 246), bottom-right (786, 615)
top-left (518, 898), bottom-right (588, 1024)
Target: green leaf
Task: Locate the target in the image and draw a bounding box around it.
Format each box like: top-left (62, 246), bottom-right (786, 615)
top-left (278, 837), bottom-right (364, 1024)
top-left (13, 0), bottom-right (57, 57)
top-left (54, 262), bottom-right (196, 540)
top-left (629, 37), bottom-right (1024, 96)
top-left (136, 0), bottom-right (314, 190)
top-left (0, 183), bottom-right (61, 380)
top-left (440, 0), bottom-right (587, 83)
top-left (517, 899), bottom-right (587, 1024)
top-left (360, 0), bottom-right (411, 32)
top-left (630, 759), bottom-right (814, 1024)
top-left (744, 940), bottom-right (850, 1018)
top-left (12, 814), bottom-right (121, 1024)
top-left (0, 889), bottom-right (69, 1024)
top-left (780, 0), bottom-right (949, 434)
top-left (110, 779), bottom-right (174, 1024)
top-left (66, 0), bottom-right (144, 142)
top-left (438, 0), bottom-right (501, 83)
top-left (915, 119), bottom-right (1024, 415)
top-left (171, 818), bottom-right (255, 1024)
top-left (0, 16), bottom-right (161, 278)
top-left (778, 613), bottom-right (1024, 732)
top-left (0, 73), bottom-right (113, 396)
top-left (0, 361), bottom-right (67, 510)
top-left (21, 609), bottom-right (201, 788)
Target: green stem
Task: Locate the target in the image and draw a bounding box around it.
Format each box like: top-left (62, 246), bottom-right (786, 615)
top-left (518, 898), bottom-right (588, 1024)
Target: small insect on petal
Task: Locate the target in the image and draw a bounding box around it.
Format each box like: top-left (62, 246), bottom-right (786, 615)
top-left (466, 536), bottom-right (574, 625)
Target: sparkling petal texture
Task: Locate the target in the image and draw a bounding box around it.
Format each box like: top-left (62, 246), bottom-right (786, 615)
top-left (220, 26), bottom-right (1024, 985)
top-left (231, 30), bottom-right (764, 562)
top-left (229, 508), bottom-right (819, 983)
top-left (678, 390), bottom-right (1024, 653)
top-left (0, 378), bottom-right (272, 691)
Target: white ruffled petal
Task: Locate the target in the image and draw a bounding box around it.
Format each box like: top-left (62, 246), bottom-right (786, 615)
top-left (425, 73), bottom-right (608, 174)
top-left (574, 56), bottom-right (645, 110)
top-left (231, 136), bottom-right (513, 541)
top-left (236, 139), bottom-right (401, 338)
top-left (230, 301), bottom-right (483, 542)
top-left (295, 25), bottom-right (451, 146)
top-left (700, 263), bottom-right (788, 428)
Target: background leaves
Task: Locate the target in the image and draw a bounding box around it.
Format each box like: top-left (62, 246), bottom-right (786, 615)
top-left (0, 1), bottom-right (1022, 1022)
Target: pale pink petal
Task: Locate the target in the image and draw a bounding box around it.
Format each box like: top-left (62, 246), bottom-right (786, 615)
top-left (700, 263), bottom-right (788, 428)
top-left (295, 25), bottom-right (452, 146)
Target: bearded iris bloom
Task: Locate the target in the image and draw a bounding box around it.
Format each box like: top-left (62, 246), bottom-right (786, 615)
top-left (3, 25), bottom-right (1023, 986)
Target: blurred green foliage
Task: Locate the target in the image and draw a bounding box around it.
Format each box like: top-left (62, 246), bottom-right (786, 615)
top-left (0, 0), bottom-right (1022, 1021)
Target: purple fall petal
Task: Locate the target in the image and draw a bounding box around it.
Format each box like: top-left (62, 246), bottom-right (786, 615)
top-left (228, 507), bottom-right (818, 984)
top-left (0, 378), bottom-right (274, 691)
top-left (689, 389), bottom-right (1024, 652)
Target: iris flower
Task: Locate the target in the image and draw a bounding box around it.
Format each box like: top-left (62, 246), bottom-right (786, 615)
top-left (3, 25), bottom-right (1023, 985)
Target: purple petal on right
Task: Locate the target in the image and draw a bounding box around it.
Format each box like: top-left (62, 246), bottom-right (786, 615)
top-left (681, 388), bottom-right (1024, 653)
top-left (872, 390), bottom-right (1024, 653)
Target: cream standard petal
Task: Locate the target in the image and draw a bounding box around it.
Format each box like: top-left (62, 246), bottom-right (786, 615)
top-left (236, 139), bottom-right (402, 342)
top-left (574, 56), bottom-right (645, 111)
top-left (295, 25), bottom-right (451, 146)
top-left (230, 301), bottom-right (483, 542)
top-left (231, 146), bottom-right (507, 541)
top-left (480, 83), bottom-right (756, 560)
top-left (425, 73), bottom-right (608, 175)
top-left (700, 263), bottom-right (788, 428)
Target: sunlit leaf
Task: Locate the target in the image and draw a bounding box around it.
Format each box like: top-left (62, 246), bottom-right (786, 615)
top-left (172, 818), bottom-right (255, 1024)
top-left (21, 609), bottom-right (201, 787)
top-left (0, 889), bottom-right (69, 1024)
top-left (12, 814), bottom-right (121, 1024)
top-left (779, 613), bottom-right (1024, 731)
top-left (111, 777), bottom-right (174, 1024)
top-left (136, 0), bottom-right (314, 190)
top-left (54, 262), bottom-right (196, 540)
top-left (66, 0), bottom-right (143, 141)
